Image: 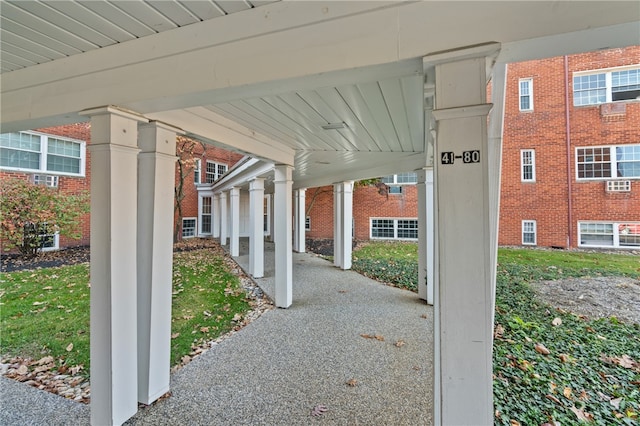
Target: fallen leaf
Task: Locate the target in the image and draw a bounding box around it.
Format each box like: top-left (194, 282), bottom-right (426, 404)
top-left (346, 378), bottom-right (358, 387)
top-left (200, 327), bottom-right (210, 333)
top-left (37, 356), bottom-right (54, 365)
top-left (420, 314), bottom-right (428, 319)
top-left (310, 404), bottom-right (328, 417)
top-left (578, 390), bottom-right (589, 401)
top-left (510, 419), bottom-right (521, 426)
top-left (535, 343), bottom-right (550, 355)
top-left (232, 313), bottom-right (243, 322)
top-left (360, 333), bottom-right (373, 339)
top-left (494, 324), bottom-right (504, 339)
top-left (545, 394), bottom-right (561, 405)
top-left (563, 387), bottom-right (572, 399)
top-left (558, 353), bottom-right (570, 363)
top-left (394, 339), bottom-right (406, 347)
top-left (569, 405), bottom-right (594, 422)
top-left (374, 334), bottom-right (384, 341)
top-left (171, 333), bottom-right (180, 339)
top-left (32, 301), bottom-right (44, 306)
top-left (338, 290), bottom-right (348, 294)
top-left (16, 365), bottom-right (28, 375)
top-left (610, 397), bottom-right (622, 409)
top-left (66, 343), bottom-right (74, 352)
top-left (552, 317), bottom-right (562, 326)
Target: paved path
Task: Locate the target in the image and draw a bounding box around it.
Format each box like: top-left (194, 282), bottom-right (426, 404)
top-left (1, 243), bottom-right (433, 425)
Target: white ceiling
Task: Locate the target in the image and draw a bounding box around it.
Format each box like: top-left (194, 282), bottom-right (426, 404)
top-left (1, 1), bottom-right (638, 188)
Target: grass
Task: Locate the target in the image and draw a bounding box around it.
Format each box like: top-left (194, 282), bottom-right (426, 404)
top-left (0, 246), bottom-right (252, 374)
top-left (351, 241), bottom-right (640, 425)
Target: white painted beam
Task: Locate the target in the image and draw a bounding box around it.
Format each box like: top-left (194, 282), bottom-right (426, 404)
top-left (333, 184), bottom-right (342, 269)
top-left (274, 165), bottom-right (293, 308)
top-left (136, 121), bottom-right (179, 405)
top-left (249, 178), bottom-right (265, 278)
top-left (219, 191), bottom-right (228, 246)
top-left (425, 43), bottom-right (499, 426)
top-left (417, 167), bottom-right (434, 304)
top-left (334, 181), bottom-right (354, 270)
top-left (212, 193), bottom-right (221, 238)
top-left (81, 106), bottom-right (147, 426)
top-left (229, 187), bottom-right (240, 257)
top-left (293, 189), bottom-right (306, 253)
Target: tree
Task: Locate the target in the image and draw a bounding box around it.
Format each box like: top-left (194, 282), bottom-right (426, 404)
top-left (174, 136), bottom-right (205, 242)
top-left (305, 178), bottom-right (388, 217)
top-left (1, 177), bottom-right (90, 256)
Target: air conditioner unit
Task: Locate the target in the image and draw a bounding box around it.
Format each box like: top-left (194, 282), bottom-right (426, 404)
top-left (32, 174), bottom-right (59, 188)
top-left (606, 180), bottom-right (631, 192)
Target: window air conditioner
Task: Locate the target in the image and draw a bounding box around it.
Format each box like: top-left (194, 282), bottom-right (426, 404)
top-left (32, 174), bottom-right (59, 188)
top-left (606, 180), bottom-right (631, 192)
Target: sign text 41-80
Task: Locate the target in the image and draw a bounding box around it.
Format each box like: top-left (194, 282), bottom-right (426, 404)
top-left (440, 150), bottom-right (480, 165)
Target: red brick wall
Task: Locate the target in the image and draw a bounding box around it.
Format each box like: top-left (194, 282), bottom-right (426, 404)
top-left (305, 184), bottom-right (418, 240)
top-left (499, 46), bottom-right (640, 248)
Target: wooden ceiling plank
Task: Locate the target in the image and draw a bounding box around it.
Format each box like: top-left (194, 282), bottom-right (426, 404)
top-left (0, 16), bottom-right (81, 57)
top-left (0, 29), bottom-right (66, 62)
top-left (179, 1), bottom-right (225, 21)
top-left (147, 1), bottom-right (200, 27)
top-left (356, 81), bottom-right (403, 152)
top-left (81, 1), bottom-right (160, 37)
top-left (400, 75), bottom-right (426, 152)
top-left (378, 78), bottom-right (413, 152)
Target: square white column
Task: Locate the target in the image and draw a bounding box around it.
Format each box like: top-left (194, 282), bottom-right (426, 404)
top-left (81, 106), bottom-right (147, 426)
top-left (229, 187), bottom-right (240, 256)
top-left (249, 178), bottom-right (265, 278)
top-left (424, 43), bottom-right (500, 426)
top-left (274, 165), bottom-right (293, 308)
top-left (338, 182), bottom-right (353, 270)
top-left (293, 188), bottom-right (306, 253)
top-left (219, 191), bottom-right (228, 246)
top-left (212, 193), bottom-right (221, 238)
top-left (417, 167), bottom-right (434, 304)
top-left (136, 121), bottom-right (179, 405)
top-left (332, 184), bottom-right (343, 268)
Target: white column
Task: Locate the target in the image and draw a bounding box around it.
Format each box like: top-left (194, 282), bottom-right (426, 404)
top-left (417, 168), bottom-right (434, 304)
top-left (136, 121), bottom-right (178, 405)
top-left (274, 165), bottom-right (293, 308)
top-left (229, 187), bottom-right (240, 256)
top-left (293, 188), bottom-right (306, 253)
top-left (337, 181), bottom-right (353, 270)
top-left (425, 43), bottom-right (500, 426)
top-left (81, 106), bottom-right (146, 426)
top-left (212, 193), bottom-right (220, 238)
top-left (332, 184), bottom-right (343, 268)
top-left (219, 191), bottom-right (228, 246)
top-left (249, 178), bottom-right (265, 278)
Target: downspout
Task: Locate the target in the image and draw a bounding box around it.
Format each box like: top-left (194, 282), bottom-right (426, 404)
top-left (564, 55), bottom-right (574, 248)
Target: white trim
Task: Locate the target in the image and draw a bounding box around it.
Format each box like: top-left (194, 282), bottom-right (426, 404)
top-left (518, 78), bottom-right (533, 111)
top-left (520, 149), bottom-right (536, 182)
top-left (0, 131), bottom-right (87, 177)
top-left (573, 64), bottom-right (640, 106)
top-left (369, 217), bottom-right (418, 240)
top-left (575, 144), bottom-right (640, 181)
top-left (521, 220), bottom-right (537, 245)
top-left (193, 158), bottom-right (201, 184)
top-left (40, 231), bottom-right (60, 252)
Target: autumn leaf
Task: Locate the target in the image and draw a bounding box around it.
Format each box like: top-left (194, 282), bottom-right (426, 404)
top-left (509, 419), bottom-right (521, 426)
top-left (394, 339), bottom-right (406, 347)
top-left (569, 405), bottom-right (594, 422)
top-left (552, 317), bottom-right (562, 326)
top-left (374, 334), bottom-right (384, 341)
top-left (563, 387), bottom-right (572, 399)
top-left (310, 404), bottom-right (328, 417)
top-left (200, 327), bottom-right (210, 333)
top-left (535, 343), bottom-right (550, 355)
top-left (171, 333), bottom-right (180, 339)
top-left (66, 343), bottom-right (74, 352)
top-left (346, 378), bottom-right (358, 387)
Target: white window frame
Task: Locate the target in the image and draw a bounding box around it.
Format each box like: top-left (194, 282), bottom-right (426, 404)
top-left (573, 64), bottom-right (640, 106)
top-left (370, 218), bottom-right (418, 241)
top-left (199, 195), bottom-right (212, 235)
top-left (519, 78), bottom-right (533, 111)
top-left (576, 144), bottom-right (640, 180)
top-left (578, 221), bottom-right (640, 249)
top-left (381, 172), bottom-right (417, 194)
top-left (205, 161), bottom-right (227, 184)
top-left (0, 131), bottom-right (86, 176)
top-left (182, 217), bottom-right (197, 238)
top-left (305, 216), bottom-right (310, 231)
top-left (520, 149), bottom-right (536, 182)
top-left (194, 158), bottom-right (201, 184)
top-left (522, 220), bottom-right (537, 245)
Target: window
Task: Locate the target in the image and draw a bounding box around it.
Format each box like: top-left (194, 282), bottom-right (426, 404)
top-left (23, 223), bottom-right (59, 251)
top-left (205, 161), bottom-right (227, 184)
top-left (381, 172), bottom-right (417, 194)
top-left (522, 220), bottom-right (536, 245)
top-left (579, 222), bottom-right (640, 248)
top-left (573, 66), bottom-right (640, 106)
top-left (194, 159), bottom-right (201, 184)
top-left (182, 218), bottom-right (196, 238)
top-left (520, 149), bottom-right (535, 182)
top-left (519, 78), bottom-right (533, 111)
top-left (0, 131), bottom-right (86, 176)
top-left (576, 144), bottom-right (640, 179)
top-left (370, 218), bottom-right (418, 240)
top-left (201, 197), bottom-right (212, 234)
top-left (305, 216), bottom-right (310, 231)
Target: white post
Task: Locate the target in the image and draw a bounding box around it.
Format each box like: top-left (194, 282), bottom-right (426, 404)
top-left (425, 43), bottom-right (500, 426)
top-left (339, 181), bottom-right (354, 270)
top-left (212, 193), bottom-right (220, 238)
top-left (417, 168), bottom-right (434, 304)
top-left (229, 187), bottom-right (240, 256)
top-left (136, 121), bottom-right (178, 405)
top-left (81, 106), bottom-right (146, 426)
top-left (333, 184), bottom-right (343, 268)
top-left (249, 178), bottom-right (265, 278)
top-left (274, 165), bottom-right (293, 308)
top-left (293, 188), bottom-right (306, 253)
top-left (219, 191), bottom-right (228, 246)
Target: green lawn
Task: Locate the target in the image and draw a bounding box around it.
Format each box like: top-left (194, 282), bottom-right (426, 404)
top-left (1, 246), bottom-right (252, 374)
top-left (352, 241), bottom-right (640, 425)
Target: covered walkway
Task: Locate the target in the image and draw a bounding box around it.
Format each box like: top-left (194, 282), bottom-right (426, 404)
top-left (0, 243), bottom-right (433, 425)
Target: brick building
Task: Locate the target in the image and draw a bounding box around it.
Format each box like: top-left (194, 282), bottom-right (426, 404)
top-left (499, 46), bottom-right (640, 249)
top-left (3, 47), bottom-right (638, 251)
